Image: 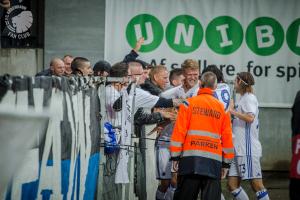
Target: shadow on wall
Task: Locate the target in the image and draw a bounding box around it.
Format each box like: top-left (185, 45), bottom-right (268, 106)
top-left (259, 107), bottom-right (292, 171)
top-left (269, 160), bottom-right (291, 171)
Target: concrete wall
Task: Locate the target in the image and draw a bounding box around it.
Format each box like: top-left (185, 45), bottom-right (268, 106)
top-left (260, 107), bottom-right (292, 170)
top-left (44, 0), bottom-right (105, 68)
top-left (0, 49), bottom-right (43, 76)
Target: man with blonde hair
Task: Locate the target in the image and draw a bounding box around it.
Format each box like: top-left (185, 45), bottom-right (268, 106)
top-left (141, 65), bottom-right (169, 95)
top-left (161, 59), bottom-right (200, 99)
top-left (149, 65), bottom-right (169, 90)
top-left (156, 59), bottom-right (200, 199)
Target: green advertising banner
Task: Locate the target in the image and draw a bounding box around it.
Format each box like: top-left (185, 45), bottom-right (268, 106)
top-left (105, 0), bottom-right (300, 107)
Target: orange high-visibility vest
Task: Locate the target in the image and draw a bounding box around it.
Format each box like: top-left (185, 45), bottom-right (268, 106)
top-left (170, 88), bottom-right (234, 178)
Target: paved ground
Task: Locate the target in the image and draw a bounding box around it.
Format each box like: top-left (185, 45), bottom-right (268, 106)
top-left (221, 171), bottom-right (289, 200)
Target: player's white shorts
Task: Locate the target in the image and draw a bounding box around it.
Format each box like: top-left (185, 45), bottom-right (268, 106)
top-left (155, 147), bottom-right (172, 180)
top-left (228, 156), bottom-right (262, 180)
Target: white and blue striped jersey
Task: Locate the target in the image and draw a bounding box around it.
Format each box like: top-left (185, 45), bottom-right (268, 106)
top-left (214, 83), bottom-right (231, 112)
top-left (160, 82), bottom-right (199, 99)
top-left (232, 93), bottom-right (262, 157)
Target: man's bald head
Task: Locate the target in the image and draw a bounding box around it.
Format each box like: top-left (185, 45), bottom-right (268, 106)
top-left (50, 58), bottom-right (65, 76)
top-left (200, 72), bottom-right (217, 89)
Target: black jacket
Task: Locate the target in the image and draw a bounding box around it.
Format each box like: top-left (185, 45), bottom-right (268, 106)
top-left (123, 50), bottom-right (139, 63)
top-left (134, 108), bottom-right (164, 126)
top-left (35, 68), bottom-right (52, 77)
top-left (140, 79), bottom-right (162, 96)
top-left (134, 80), bottom-right (165, 135)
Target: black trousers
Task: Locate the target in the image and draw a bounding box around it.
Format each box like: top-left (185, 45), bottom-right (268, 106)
top-left (290, 178), bottom-right (300, 200)
top-left (174, 174), bottom-right (221, 200)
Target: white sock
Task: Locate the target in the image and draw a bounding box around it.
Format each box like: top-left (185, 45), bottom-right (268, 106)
top-left (221, 193), bottom-right (226, 200)
top-left (165, 185), bottom-right (176, 200)
top-left (256, 189), bottom-right (270, 200)
top-left (156, 188), bottom-right (166, 200)
top-left (231, 187), bottom-right (249, 200)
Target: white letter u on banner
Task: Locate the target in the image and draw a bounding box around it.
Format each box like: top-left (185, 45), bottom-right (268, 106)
top-left (134, 22), bottom-right (154, 45)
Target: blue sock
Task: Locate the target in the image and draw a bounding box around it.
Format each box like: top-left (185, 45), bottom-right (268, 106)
top-left (256, 189), bottom-right (270, 200)
top-left (231, 187), bottom-right (249, 200)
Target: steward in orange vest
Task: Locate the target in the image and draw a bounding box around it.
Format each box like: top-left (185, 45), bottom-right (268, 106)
top-left (170, 72), bottom-right (234, 200)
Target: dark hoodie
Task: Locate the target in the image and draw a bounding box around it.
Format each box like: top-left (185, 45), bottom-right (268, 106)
top-left (140, 79), bottom-right (162, 96)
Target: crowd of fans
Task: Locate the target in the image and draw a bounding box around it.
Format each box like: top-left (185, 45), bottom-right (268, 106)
top-left (34, 36), bottom-right (300, 200)
top-left (36, 38), bottom-right (268, 199)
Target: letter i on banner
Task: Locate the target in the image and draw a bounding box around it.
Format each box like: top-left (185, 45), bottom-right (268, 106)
top-left (216, 24), bottom-right (233, 47)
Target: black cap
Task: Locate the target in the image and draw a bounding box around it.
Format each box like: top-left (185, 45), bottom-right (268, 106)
top-left (93, 60), bottom-right (111, 74)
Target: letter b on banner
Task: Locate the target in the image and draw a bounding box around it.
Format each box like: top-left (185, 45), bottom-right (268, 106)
top-left (246, 17), bottom-right (284, 56)
top-left (126, 14), bottom-right (164, 52)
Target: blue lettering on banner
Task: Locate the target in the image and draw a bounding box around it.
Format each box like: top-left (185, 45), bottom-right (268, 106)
top-left (5, 154), bottom-right (100, 200)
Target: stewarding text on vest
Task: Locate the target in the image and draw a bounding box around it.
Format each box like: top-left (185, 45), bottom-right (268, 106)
top-left (192, 107), bottom-right (221, 119)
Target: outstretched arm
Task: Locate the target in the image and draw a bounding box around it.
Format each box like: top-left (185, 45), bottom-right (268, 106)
top-left (123, 37), bottom-right (144, 63)
top-left (133, 37), bottom-right (144, 53)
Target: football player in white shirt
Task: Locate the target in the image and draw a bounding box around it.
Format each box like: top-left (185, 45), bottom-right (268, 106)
top-left (228, 72), bottom-right (270, 200)
top-left (161, 59), bottom-right (200, 99)
top-left (202, 65), bottom-right (231, 112)
top-left (201, 65), bottom-right (231, 200)
top-left (156, 59), bottom-right (200, 200)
